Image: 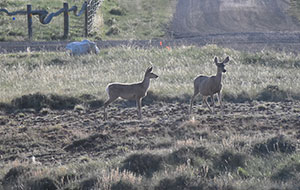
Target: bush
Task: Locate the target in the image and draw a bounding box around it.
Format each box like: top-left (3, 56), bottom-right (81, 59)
top-left (214, 150), bottom-right (246, 172)
top-left (257, 85), bottom-right (288, 102)
top-left (79, 177), bottom-right (98, 190)
top-left (109, 7), bottom-right (126, 16)
top-left (48, 94), bottom-right (81, 110)
top-left (2, 166), bottom-right (29, 189)
top-left (111, 180), bottom-right (138, 190)
top-left (10, 93), bottom-right (82, 111)
top-left (27, 177), bottom-right (58, 190)
top-left (12, 93), bottom-right (48, 111)
top-left (155, 176), bottom-right (195, 190)
top-left (121, 153), bottom-right (163, 177)
top-left (154, 175), bottom-right (214, 190)
top-left (252, 135), bottom-right (296, 155)
top-left (223, 91), bottom-right (251, 103)
top-left (271, 162), bottom-right (300, 182)
top-left (167, 146), bottom-right (212, 166)
top-left (64, 134), bottom-right (111, 152)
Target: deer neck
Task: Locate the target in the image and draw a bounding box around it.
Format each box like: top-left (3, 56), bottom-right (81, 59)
top-left (216, 69), bottom-right (223, 83)
top-left (141, 76), bottom-right (151, 91)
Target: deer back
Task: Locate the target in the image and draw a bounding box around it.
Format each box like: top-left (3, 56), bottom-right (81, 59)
top-left (194, 75), bottom-right (222, 96)
top-left (107, 82), bottom-right (148, 100)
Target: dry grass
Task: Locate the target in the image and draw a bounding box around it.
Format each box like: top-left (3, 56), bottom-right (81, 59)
top-left (0, 45), bottom-right (299, 104)
top-left (1, 133), bottom-right (298, 189)
top-left (99, 0), bottom-right (177, 40)
top-left (0, 45), bottom-right (300, 189)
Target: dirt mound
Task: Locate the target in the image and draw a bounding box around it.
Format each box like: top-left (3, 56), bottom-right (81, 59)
top-left (64, 134), bottom-right (111, 152)
top-left (171, 0), bottom-right (300, 38)
top-left (121, 153), bottom-right (164, 177)
top-left (0, 93), bottom-right (103, 113)
top-left (252, 135), bottom-right (296, 155)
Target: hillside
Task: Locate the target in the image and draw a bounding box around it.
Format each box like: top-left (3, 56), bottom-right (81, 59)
top-left (170, 0), bottom-right (300, 38)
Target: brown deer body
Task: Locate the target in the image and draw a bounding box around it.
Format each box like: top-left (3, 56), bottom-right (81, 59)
top-left (104, 67), bottom-right (158, 120)
top-left (190, 56), bottom-right (230, 114)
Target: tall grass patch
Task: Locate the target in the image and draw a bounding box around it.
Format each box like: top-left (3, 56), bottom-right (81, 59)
top-left (99, 0), bottom-right (177, 40)
top-left (0, 45), bottom-right (300, 105)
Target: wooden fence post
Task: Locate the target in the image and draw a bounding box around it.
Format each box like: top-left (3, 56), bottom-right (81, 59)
top-left (27, 4), bottom-right (32, 40)
top-left (84, 1), bottom-right (88, 37)
top-left (63, 2), bottom-right (69, 39)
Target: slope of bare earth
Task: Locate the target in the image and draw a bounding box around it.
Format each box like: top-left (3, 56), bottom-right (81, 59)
top-left (1, 1), bottom-right (300, 54)
top-left (170, 0), bottom-right (300, 38)
top-left (0, 101), bottom-right (299, 165)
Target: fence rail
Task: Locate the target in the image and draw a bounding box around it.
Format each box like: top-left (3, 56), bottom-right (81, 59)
top-left (0, 1), bottom-right (91, 40)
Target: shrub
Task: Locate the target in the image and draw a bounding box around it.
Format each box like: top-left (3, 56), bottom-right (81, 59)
top-left (48, 94), bottom-right (81, 110)
top-left (109, 7), bottom-right (126, 16)
top-left (167, 146), bottom-right (212, 166)
top-left (12, 93), bottom-right (48, 111)
top-left (79, 177), bottom-right (98, 190)
top-left (111, 180), bottom-right (138, 190)
top-left (214, 150), bottom-right (246, 172)
top-left (271, 162), bottom-right (300, 182)
top-left (154, 175), bottom-right (207, 190)
top-left (64, 134), bottom-right (111, 152)
top-left (2, 166), bottom-right (30, 189)
top-left (257, 85), bottom-right (288, 102)
top-left (252, 135), bottom-right (296, 155)
top-left (223, 91), bottom-right (251, 103)
top-left (26, 177), bottom-right (58, 190)
top-left (121, 153), bottom-right (163, 177)
top-left (10, 93), bottom-right (83, 111)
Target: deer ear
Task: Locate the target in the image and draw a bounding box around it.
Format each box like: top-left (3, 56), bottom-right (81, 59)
top-left (146, 67), bottom-right (152, 73)
top-left (214, 57), bottom-right (218, 64)
top-left (223, 56), bottom-right (230, 64)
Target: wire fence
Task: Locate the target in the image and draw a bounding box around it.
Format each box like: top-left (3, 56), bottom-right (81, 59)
top-left (0, 0), bottom-right (103, 41)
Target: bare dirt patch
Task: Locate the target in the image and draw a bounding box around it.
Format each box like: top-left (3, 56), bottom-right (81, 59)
top-left (170, 0), bottom-right (300, 37)
top-left (0, 100), bottom-right (299, 166)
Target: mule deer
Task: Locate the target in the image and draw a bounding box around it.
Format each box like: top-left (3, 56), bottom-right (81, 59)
top-left (104, 67), bottom-right (158, 120)
top-left (189, 56), bottom-right (230, 114)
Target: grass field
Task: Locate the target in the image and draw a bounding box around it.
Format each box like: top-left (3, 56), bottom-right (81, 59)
top-left (1, 0), bottom-right (300, 41)
top-left (0, 45), bottom-right (299, 106)
top-left (291, 0), bottom-right (300, 21)
top-left (0, 0), bottom-right (177, 41)
top-left (0, 39), bottom-right (300, 190)
top-left (0, 43), bottom-right (299, 188)
top-left (98, 0), bottom-right (177, 40)
top-left (1, 1), bottom-right (300, 189)
top-left (0, 0), bottom-right (88, 41)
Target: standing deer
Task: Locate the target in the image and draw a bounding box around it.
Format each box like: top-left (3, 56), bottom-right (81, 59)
top-left (104, 67), bottom-right (158, 120)
top-left (189, 56), bottom-right (230, 114)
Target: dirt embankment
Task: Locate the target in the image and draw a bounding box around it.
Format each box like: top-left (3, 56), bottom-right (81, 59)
top-left (0, 100), bottom-right (300, 165)
top-left (170, 0), bottom-right (300, 38)
top-left (1, 0), bottom-right (300, 53)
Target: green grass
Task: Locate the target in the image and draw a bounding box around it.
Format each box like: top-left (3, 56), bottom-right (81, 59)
top-left (98, 0), bottom-right (177, 40)
top-left (0, 0), bottom-right (88, 41)
top-left (1, 134), bottom-right (299, 189)
top-left (0, 43), bottom-right (299, 188)
top-left (0, 45), bottom-right (299, 105)
top-left (1, 0), bottom-right (300, 41)
top-left (0, 0), bottom-right (177, 41)
top-left (291, 0), bottom-right (300, 21)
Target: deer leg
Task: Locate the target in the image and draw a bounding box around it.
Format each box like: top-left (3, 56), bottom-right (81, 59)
top-left (103, 97), bottom-right (118, 120)
top-left (203, 96), bottom-right (213, 113)
top-left (189, 93), bottom-right (197, 115)
top-left (210, 95), bottom-right (215, 113)
top-left (136, 98), bottom-right (142, 120)
top-left (217, 92), bottom-right (224, 113)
